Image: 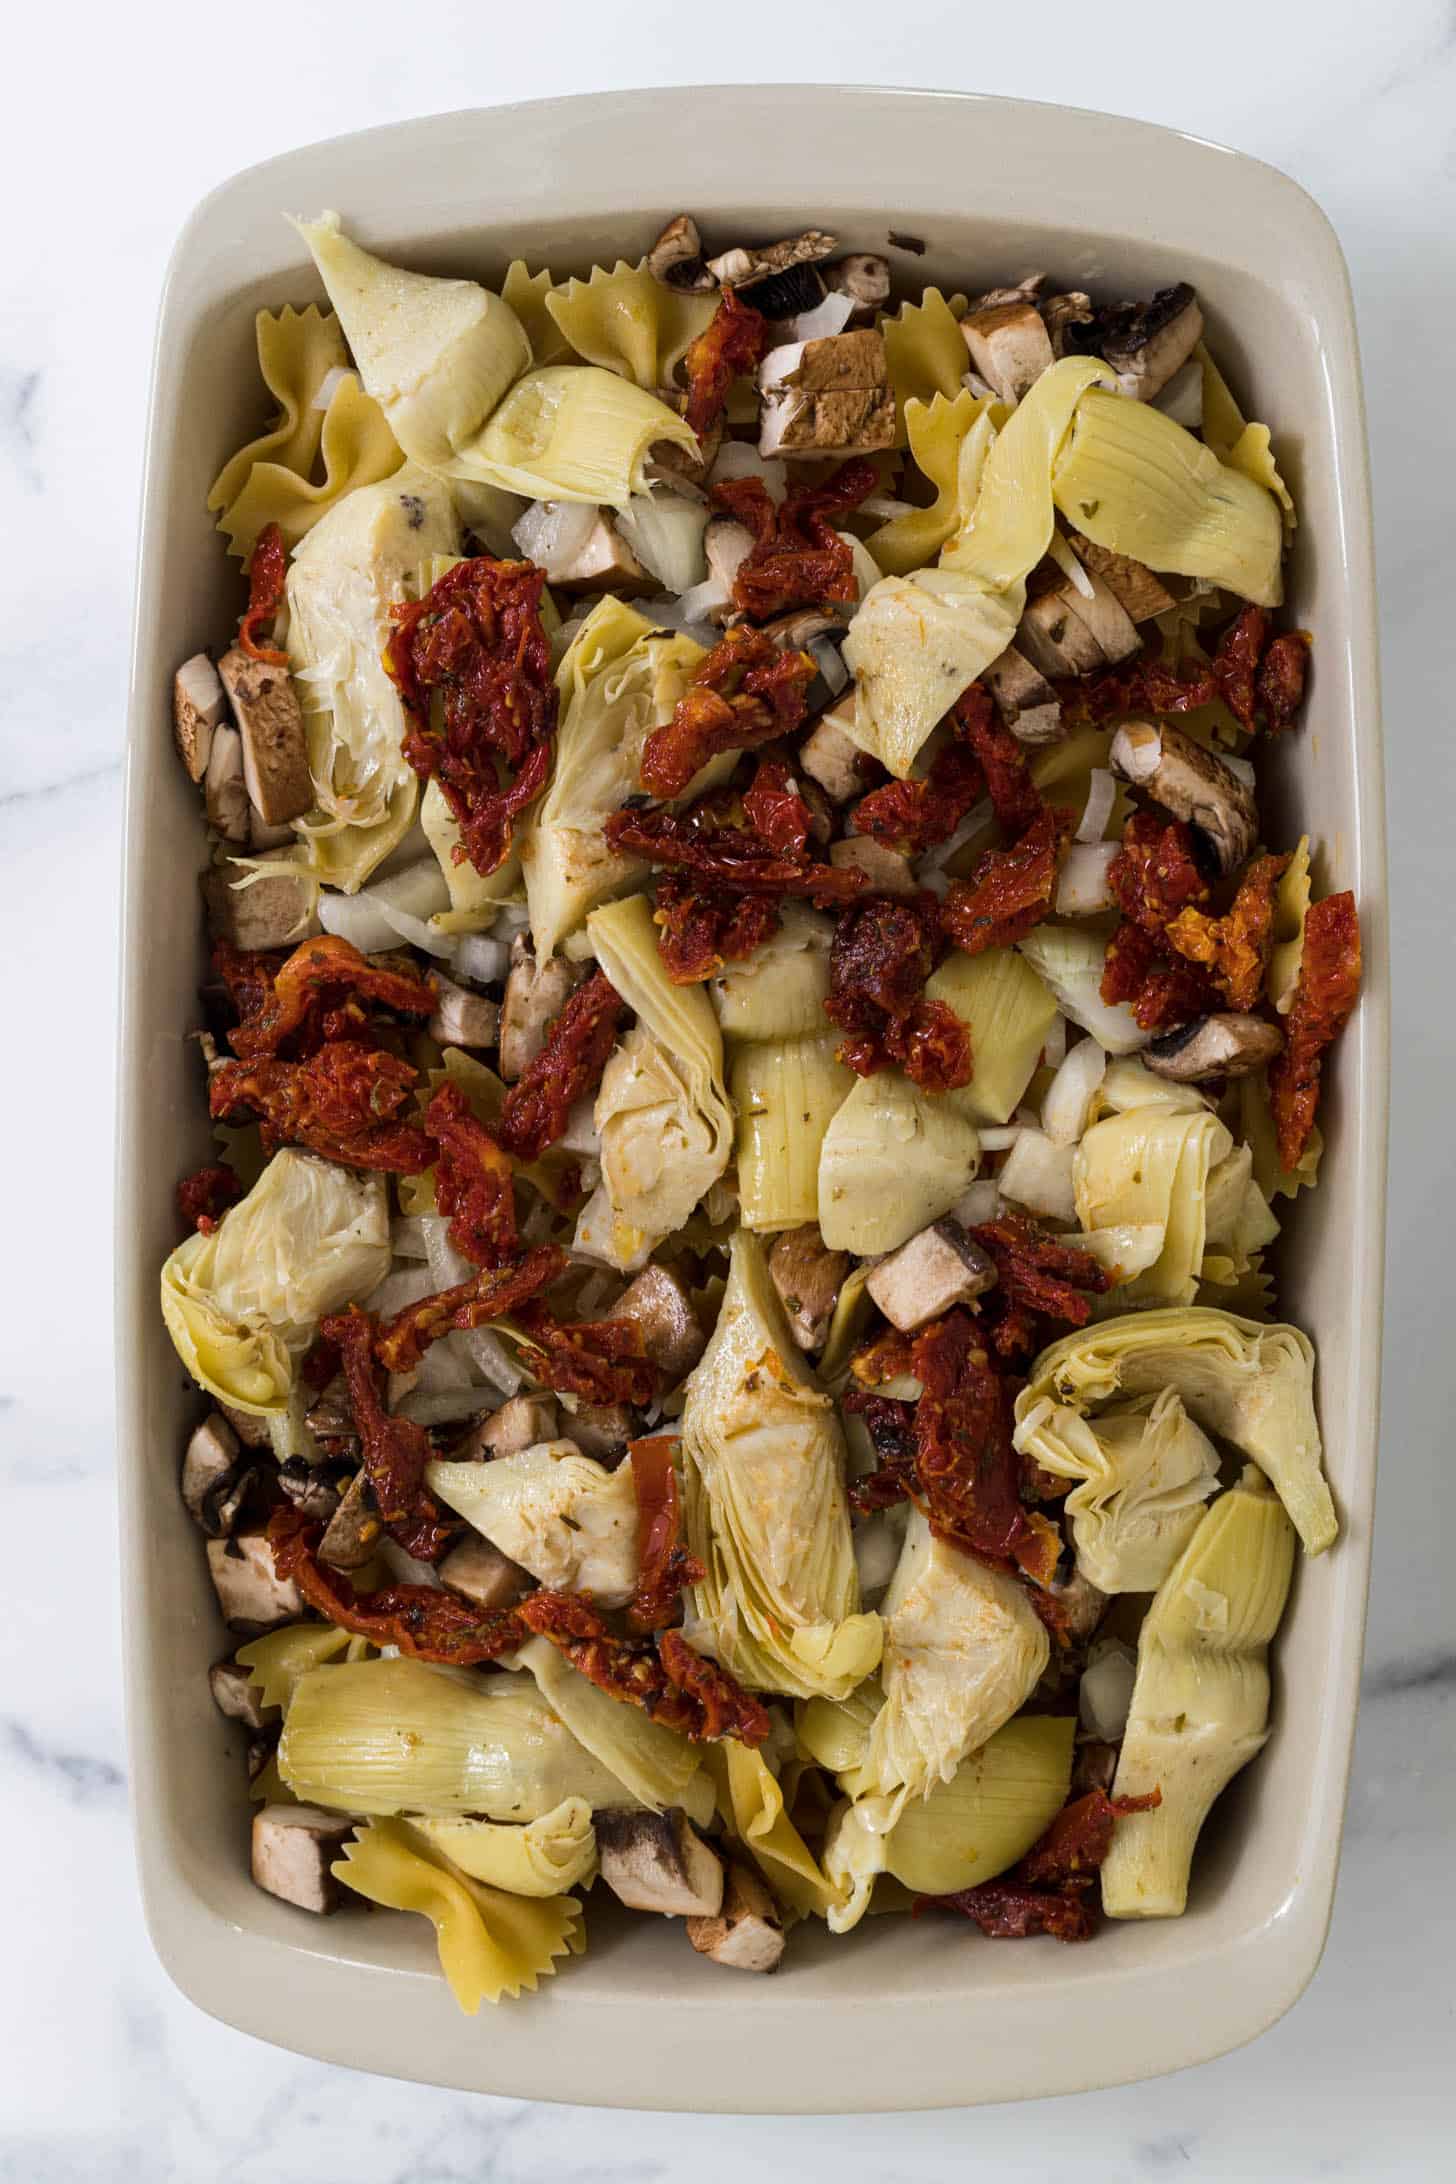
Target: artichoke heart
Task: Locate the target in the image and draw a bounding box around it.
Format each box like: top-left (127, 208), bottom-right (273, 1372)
top-left (428, 1443), bottom-right (639, 1608)
top-left (711, 903), bottom-right (833, 1043)
top-left (818, 1070), bottom-right (980, 1255)
top-left (733, 1035), bottom-right (852, 1234)
top-left (1074, 1107), bottom-right (1233, 1305)
top-left (1013, 1387), bottom-right (1222, 1593)
top-left (1102, 1467), bottom-right (1296, 1918)
top-left (681, 1231), bottom-right (881, 1700)
top-left (883, 1714), bottom-right (1075, 1897)
top-left (924, 946), bottom-right (1059, 1127)
top-left (513, 1636), bottom-right (714, 1825)
top-left (291, 211), bottom-right (531, 468)
top-left (453, 365), bottom-right (698, 507)
top-left (842, 566), bottom-right (1021, 780)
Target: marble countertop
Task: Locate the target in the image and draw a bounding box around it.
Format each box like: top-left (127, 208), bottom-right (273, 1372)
top-left (3, 2), bottom-right (1453, 2176)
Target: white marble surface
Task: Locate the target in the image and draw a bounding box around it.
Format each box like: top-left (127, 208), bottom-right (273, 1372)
top-left (3, 1), bottom-right (1454, 2175)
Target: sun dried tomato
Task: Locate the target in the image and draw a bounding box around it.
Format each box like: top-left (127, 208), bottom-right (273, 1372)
top-left (848, 1327), bottom-right (917, 1389)
top-left (605, 796), bottom-right (866, 903)
top-left (653, 876), bottom-right (781, 984)
top-left (496, 971), bottom-right (624, 1162)
top-left (824, 889), bottom-right (940, 1065)
top-left (372, 1247), bottom-right (568, 1375)
top-left (1107, 810), bottom-right (1210, 934)
top-left (1056, 644), bottom-right (1218, 729)
top-left (913, 1785), bottom-right (1161, 1940)
top-left (1099, 919), bottom-right (1220, 1031)
top-left (1164, 850), bottom-right (1290, 1010)
top-left (512, 1303), bottom-right (658, 1406)
top-left (1267, 889), bottom-right (1361, 1172)
top-left (983, 1294), bottom-right (1044, 1368)
top-left (1210, 603), bottom-right (1266, 730)
top-left (941, 806), bottom-right (1072, 957)
top-left (682, 287), bottom-right (770, 438)
top-left (425, 1081), bottom-right (519, 1266)
top-left (320, 1306), bottom-right (451, 1554)
top-left (915, 1879), bottom-right (1096, 1941)
top-left (911, 1311), bottom-right (1029, 1564)
top-left (951, 682), bottom-right (1042, 835)
top-left (209, 1043), bottom-right (434, 1171)
top-left (852, 739), bottom-right (985, 855)
top-left (268, 1509), bottom-right (525, 1665)
top-left (741, 755), bottom-right (812, 854)
top-left (843, 1393), bottom-right (919, 1514)
top-left (516, 1591), bottom-right (770, 1746)
top-left (969, 1212), bottom-right (1112, 1329)
top-left (1017, 1788), bottom-right (1162, 1885)
top-left (639, 627), bottom-right (816, 800)
top-left (386, 556), bottom-right (556, 876)
top-left (238, 521), bottom-right (289, 666)
top-left (176, 1162), bottom-right (243, 1235)
top-left (224, 934), bottom-right (435, 1062)
top-left (712, 458), bottom-right (877, 620)
top-left (625, 1436), bottom-right (705, 1634)
top-left (1256, 629), bottom-right (1311, 734)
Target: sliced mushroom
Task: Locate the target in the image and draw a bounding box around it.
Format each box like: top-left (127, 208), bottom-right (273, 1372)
top-left (251, 1804), bottom-right (354, 1915)
top-left (1072, 1738), bottom-right (1120, 1797)
top-left (436, 1533), bottom-right (534, 1611)
top-left (767, 1226), bottom-right (851, 1352)
top-left (427, 972), bottom-right (500, 1051)
top-left (1040, 290), bottom-right (1095, 357)
top-left (960, 301), bottom-right (1055, 404)
top-left (1144, 1012), bottom-right (1284, 1082)
top-left (499, 940), bottom-right (588, 1081)
top-left (606, 1264), bottom-right (705, 1381)
top-left (219, 1402), bottom-right (274, 1452)
top-left (216, 647), bottom-right (313, 826)
top-left (1068, 534), bottom-right (1176, 624)
top-left (965, 272), bottom-right (1045, 313)
top-left (757, 329), bottom-right (896, 458)
top-left (685, 1861), bottom-right (785, 1973)
top-left (825, 254), bottom-right (891, 314)
top-left (559, 1402), bottom-right (636, 1465)
top-left (202, 857), bottom-right (320, 950)
top-left (865, 1220), bottom-right (998, 1334)
top-left (595, 1807), bottom-right (725, 1918)
top-left (181, 1414), bottom-right (251, 1537)
top-left (707, 229), bottom-right (837, 292)
top-left (981, 646), bottom-right (1064, 746)
top-left (550, 511), bottom-right (653, 597)
top-left (203, 725), bottom-right (251, 843)
top-left (1057, 565), bottom-right (1141, 669)
top-left (701, 515), bottom-right (755, 621)
top-left (317, 1470), bottom-right (382, 1572)
top-left (760, 606), bottom-right (846, 652)
top-left (798, 698), bottom-right (866, 802)
top-left (1080, 283), bottom-right (1204, 402)
top-left (173, 652), bottom-right (228, 781)
top-left (454, 1392), bottom-right (561, 1462)
top-left (645, 415), bottom-right (723, 492)
top-left (209, 1659), bottom-right (272, 1730)
top-left (1016, 586), bottom-right (1107, 679)
top-left (205, 1533), bottom-right (304, 1635)
top-left (828, 835), bottom-right (916, 895)
top-left (275, 1456), bottom-right (344, 1523)
top-left (1109, 719), bottom-right (1257, 876)
top-left (647, 213), bottom-right (716, 293)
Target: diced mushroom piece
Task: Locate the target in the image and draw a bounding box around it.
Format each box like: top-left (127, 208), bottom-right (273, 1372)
top-left (1058, 566), bottom-right (1141, 669)
top-left (708, 229), bottom-right (837, 290)
top-left (1097, 283), bottom-right (1204, 402)
top-left (1072, 1738), bottom-right (1120, 1797)
top-left (647, 213), bottom-right (716, 292)
top-left (1038, 1567), bottom-right (1109, 1646)
top-left (605, 1264), bottom-right (705, 1381)
top-left (1144, 1012), bottom-right (1284, 1082)
top-left (825, 254), bottom-right (891, 313)
top-left (317, 1470), bottom-right (382, 1572)
top-left (499, 940), bottom-right (587, 1082)
top-left (757, 329), bottom-right (896, 458)
top-left (454, 1392), bottom-right (562, 1462)
top-left (1109, 719), bottom-right (1258, 876)
top-left (559, 1403), bottom-right (636, 1464)
top-left (1041, 291), bottom-right (1095, 356)
top-left (275, 1457), bottom-right (343, 1523)
top-left (646, 415), bottom-right (723, 491)
top-left (768, 1226), bottom-right (850, 1351)
top-left (760, 606), bottom-right (845, 653)
top-left (202, 859), bottom-right (320, 950)
top-left (427, 972), bottom-right (500, 1050)
top-left (181, 1414), bottom-right (251, 1537)
top-left (251, 1804), bottom-right (354, 1915)
top-left (209, 1659), bottom-right (272, 1730)
top-left (960, 301), bottom-right (1055, 404)
top-left (865, 1220), bottom-right (998, 1334)
top-left (982, 647), bottom-right (1064, 746)
top-left (173, 652), bottom-right (228, 781)
top-left (1016, 586), bottom-right (1108, 679)
top-left (436, 1533), bottom-right (533, 1611)
top-left (216, 647), bottom-right (313, 827)
top-left (549, 512), bottom-right (652, 597)
top-left (595, 1807), bottom-right (725, 1918)
top-left (829, 835), bottom-right (916, 895)
top-left (245, 1733), bottom-right (277, 1784)
top-left (965, 273), bottom-right (1045, 313)
top-left (799, 699), bottom-right (866, 802)
top-left (1067, 534), bottom-right (1176, 624)
top-left (205, 1533), bottom-right (304, 1634)
top-left (685, 1861), bottom-right (785, 1973)
top-left (1055, 841), bottom-right (1120, 917)
top-left (219, 1402), bottom-right (273, 1451)
top-left (203, 726), bottom-right (251, 843)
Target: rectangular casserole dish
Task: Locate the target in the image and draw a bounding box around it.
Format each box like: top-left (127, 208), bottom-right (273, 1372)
top-left (117, 85), bottom-right (1387, 2110)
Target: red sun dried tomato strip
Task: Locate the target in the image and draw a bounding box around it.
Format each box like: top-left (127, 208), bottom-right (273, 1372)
top-left (511, 1303), bottom-right (658, 1406)
top-left (824, 891), bottom-right (972, 1093)
top-left (712, 458), bottom-right (877, 621)
top-left (852, 739), bottom-right (984, 855)
top-left (496, 970), bottom-right (625, 1161)
top-left (605, 798), bottom-right (866, 903)
top-left (968, 1212), bottom-right (1112, 1329)
top-left (515, 1590), bottom-right (770, 1747)
top-left (1108, 810), bottom-right (1210, 935)
top-left (625, 1436), bottom-right (705, 1634)
top-left (639, 626), bottom-right (816, 800)
top-left (1018, 1788), bottom-right (1162, 1886)
top-left (319, 1306), bottom-right (452, 1556)
top-left (176, 1162), bottom-right (243, 1235)
top-left (848, 1327), bottom-right (917, 1390)
top-left (912, 1310), bottom-right (1029, 1565)
top-left (225, 934), bottom-right (435, 1062)
top-left (209, 1044), bottom-right (434, 1172)
top-left (1064, 608), bottom-right (1310, 738)
top-left (1255, 629), bottom-right (1311, 734)
top-left (425, 1081), bottom-right (520, 1267)
top-left (1164, 850), bottom-right (1290, 1011)
top-left (916, 1879), bottom-right (1097, 1942)
top-left (741, 755), bottom-right (812, 855)
top-left (1100, 919), bottom-right (1220, 1031)
top-left (1267, 889), bottom-right (1361, 1173)
top-left (953, 682), bottom-right (1042, 836)
top-left (385, 555), bottom-right (556, 877)
top-left (844, 1393), bottom-right (919, 1515)
top-left (238, 521), bottom-right (289, 667)
top-left (1209, 603), bottom-right (1266, 730)
top-left (683, 287), bottom-right (770, 439)
top-left (269, 1509), bottom-right (525, 1665)
top-left (941, 806), bottom-right (1073, 958)
top-left (371, 1246), bottom-right (568, 1375)
top-left (1056, 643), bottom-right (1217, 730)
top-left (914, 1786), bottom-right (1162, 1942)
top-left (653, 876), bottom-right (782, 984)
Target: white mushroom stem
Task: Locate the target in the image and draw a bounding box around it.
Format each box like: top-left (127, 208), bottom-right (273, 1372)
top-left (1109, 719), bottom-right (1257, 876)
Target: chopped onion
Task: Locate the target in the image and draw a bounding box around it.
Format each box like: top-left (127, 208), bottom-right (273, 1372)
top-left (997, 1130), bottom-right (1077, 1223)
top-left (1154, 358), bottom-right (1203, 430)
top-left (454, 933), bottom-right (511, 986)
top-left (363, 860), bottom-right (457, 961)
top-left (809, 634), bottom-right (850, 696)
top-left (977, 1125), bottom-right (1023, 1153)
top-left (951, 1179), bottom-right (1002, 1227)
top-left (1041, 1038), bottom-right (1108, 1148)
top-left (642, 592), bottom-right (721, 647)
top-left (318, 890), bottom-right (405, 955)
top-left (459, 1328), bottom-right (525, 1395)
top-left (312, 365), bottom-right (354, 410)
top-left (859, 494), bottom-right (918, 522)
top-left (412, 1334), bottom-right (476, 1396)
top-left (365, 1264), bottom-right (438, 1317)
top-left (1076, 767), bottom-right (1117, 843)
top-left (771, 292), bottom-right (856, 344)
top-left (1047, 530), bottom-right (1096, 599)
top-left (390, 1217), bottom-right (433, 1260)
top-left (1055, 841), bottom-right (1119, 917)
top-left (709, 440), bottom-right (788, 503)
top-left (559, 1094), bottom-right (601, 1157)
top-left (678, 572), bottom-right (733, 624)
top-left (395, 1384), bottom-right (497, 1429)
top-left (1041, 1013), bottom-right (1068, 1070)
top-left (510, 499), bottom-right (599, 578)
top-left (376, 1537), bottom-right (441, 1587)
top-left (421, 1213), bottom-right (472, 1293)
top-left (838, 530), bottom-right (882, 602)
top-left (615, 492), bottom-right (710, 593)
top-left (1079, 1638), bottom-right (1138, 1741)
top-left (853, 1513), bottom-right (905, 1597)
top-left (917, 796), bottom-right (993, 899)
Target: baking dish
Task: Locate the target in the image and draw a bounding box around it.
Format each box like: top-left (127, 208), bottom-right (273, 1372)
top-left (117, 86), bottom-right (1387, 2110)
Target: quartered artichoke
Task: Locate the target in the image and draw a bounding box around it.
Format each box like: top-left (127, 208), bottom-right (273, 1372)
top-left (1014, 1386), bottom-right (1222, 1592)
top-left (428, 1442), bottom-right (639, 1607)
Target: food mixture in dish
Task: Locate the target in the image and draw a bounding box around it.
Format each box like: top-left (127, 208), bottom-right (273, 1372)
top-left (161, 211), bottom-right (1361, 2007)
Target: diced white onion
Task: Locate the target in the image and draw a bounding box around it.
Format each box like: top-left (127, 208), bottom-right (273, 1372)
top-left (511, 499), bottom-right (599, 578)
top-left (459, 1329), bottom-right (525, 1395)
top-left (312, 365), bottom-right (354, 410)
top-left (376, 1537), bottom-right (442, 1587)
top-left (422, 1213), bottom-right (473, 1293)
top-left (708, 440), bottom-right (788, 503)
top-left (1079, 1639), bottom-right (1138, 1741)
top-left (1076, 768), bottom-right (1117, 843)
top-left (978, 1126), bottom-right (1023, 1153)
top-left (615, 492), bottom-right (710, 593)
top-left (853, 1513), bottom-right (905, 1597)
top-left (390, 1217), bottom-right (433, 1260)
top-left (454, 933), bottom-right (511, 986)
top-left (839, 531), bottom-right (882, 602)
top-left (859, 494), bottom-right (918, 522)
top-left (559, 1094), bottom-right (602, 1157)
top-left (365, 861), bottom-right (457, 961)
top-left (951, 1179), bottom-right (1002, 1227)
top-left (678, 572), bottom-right (733, 624)
top-left (1154, 358), bottom-right (1204, 430)
top-left (1047, 531), bottom-right (1096, 600)
top-left (318, 890), bottom-right (404, 954)
top-left (1041, 1038), bottom-right (1108, 1148)
top-left (809, 635), bottom-right (850, 696)
top-left (365, 1264), bottom-right (439, 1317)
top-left (1041, 1013), bottom-right (1068, 1070)
top-left (642, 593), bottom-right (722, 647)
top-left (395, 1386), bottom-right (497, 1428)
top-left (771, 292), bottom-right (856, 343)
top-left (412, 1334), bottom-right (476, 1396)
top-left (997, 1130), bottom-right (1077, 1223)
top-left (917, 797), bottom-right (993, 900)
top-left (1055, 840), bottom-right (1119, 917)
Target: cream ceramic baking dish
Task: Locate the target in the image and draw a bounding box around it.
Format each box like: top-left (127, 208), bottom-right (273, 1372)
top-left (117, 86), bottom-right (1387, 2110)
